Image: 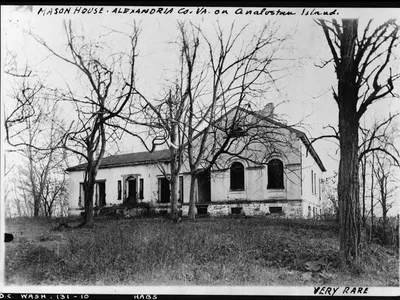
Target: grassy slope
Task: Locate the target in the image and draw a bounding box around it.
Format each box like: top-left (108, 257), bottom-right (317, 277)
top-left (4, 216), bottom-right (399, 286)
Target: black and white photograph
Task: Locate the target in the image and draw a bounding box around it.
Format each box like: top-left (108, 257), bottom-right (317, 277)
top-left (1, 4), bottom-right (399, 297)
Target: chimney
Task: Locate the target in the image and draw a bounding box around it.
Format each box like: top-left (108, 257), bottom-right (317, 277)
top-left (260, 102), bottom-right (274, 117)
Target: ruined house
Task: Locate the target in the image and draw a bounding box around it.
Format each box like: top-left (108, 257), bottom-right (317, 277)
top-left (67, 105), bottom-right (326, 218)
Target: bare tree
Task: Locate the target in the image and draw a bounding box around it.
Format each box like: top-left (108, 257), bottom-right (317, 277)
top-left (131, 21), bottom-right (293, 221)
top-left (359, 113), bottom-right (400, 227)
top-left (136, 87), bottom-right (188, 221)
top-left (30, 20), bottom-right (145, 226)
top-left (6, 97), bottom-right (68, 217)
top-left (4, 173), bottom-right (32, 218)
top-left (311, 114), bottom-right (399, 228)
top-left (363, 117), bottom-right (400, 242)
top-left (25, 109), bottom-right (66, 217)
top-left (4, 49), bottom-right (69, 217)
top-left (316, 18), bottom-right (399, 264)
top-left (41, 171), bottom-right (68, 217)
top-left (372, 153), bottom-right (398, 237)
top-left (359, 113), bottom-right (400, 165)
top-left (4, 53), bottom-right (45, 150)
top-left (176, 21), bottom-right (292, 220)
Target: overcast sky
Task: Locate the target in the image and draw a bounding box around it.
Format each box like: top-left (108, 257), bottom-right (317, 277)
top-left (2, 6), bottom-right (400, 214)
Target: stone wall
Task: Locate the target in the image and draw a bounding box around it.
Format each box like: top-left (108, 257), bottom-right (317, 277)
top-left (118, 207), bottom-right (148, 218)
top-left (208, 204), bottom-right (231, 216)
top-left (71, 200), bottom-right (303, 219)
top-left (181, 200), bottom-right (303, 218)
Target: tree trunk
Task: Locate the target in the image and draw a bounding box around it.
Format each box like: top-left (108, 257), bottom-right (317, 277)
top-left (338, 118), bottom-right (361, 265)
top-left (81, 122), bottom-right (106, 227)
top-left (170, 174), bottom-right (179, 221)
top-left (336, 19), bottom-right (362, 265)
top-left (370, 153), bottom-right (375, 242)
top-left (382, 205), bottom-right (387, 229)
top-left (170, 170), bottom-right (179, 221)
top-left (83, 164), bottom-right (97, 227)
top-left (28, 150), bottom-right (40, 217)
top-left (84, 177), bottom-right (95, 227)
top-left (361, 155), bottom-right (367, 228)
top-left (169, 122), bottom-right (180, 222)
top-left (33, 196), bottom-right (40, 217)
top-left (188, 175), bottom-right (198, 220)
top-left (381, 187), bottom-right (387, 243)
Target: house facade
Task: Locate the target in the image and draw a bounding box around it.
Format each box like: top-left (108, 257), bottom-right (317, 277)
top-left (67, 107), bottom-right (326, 218)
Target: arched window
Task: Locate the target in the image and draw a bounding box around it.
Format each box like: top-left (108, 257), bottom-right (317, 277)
top-left (267, 159), bottom-right (284, 189)
top-left (230, 162), bottom-right (244, 190)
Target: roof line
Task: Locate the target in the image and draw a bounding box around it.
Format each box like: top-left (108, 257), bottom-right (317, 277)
top-left (66, 106), bottom-right (326, 173)
top-left (66, 158), bottom-right (170, 172)
top-left (238, 107), bottom-right (326, 172)
top-left (66, 149), bottom-right (170, 172)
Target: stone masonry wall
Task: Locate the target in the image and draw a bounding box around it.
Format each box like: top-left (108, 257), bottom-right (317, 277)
top-left (181, 200), bottom-right (302, 218)
top-left (108, 200), bottom-right (303, 218)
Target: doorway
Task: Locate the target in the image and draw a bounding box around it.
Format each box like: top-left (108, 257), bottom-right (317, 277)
top-left (127, 178), bottom-right (137, 204)
top-left (97, 181), bottom-right (106, 207)
top-left (158, 178), bottom-right (170, 203)
top-left (198, 170), bottom-right (211, 203)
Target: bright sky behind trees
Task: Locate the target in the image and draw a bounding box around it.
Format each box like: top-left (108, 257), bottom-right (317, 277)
top-left (2, 6), bottom-right (400, 214)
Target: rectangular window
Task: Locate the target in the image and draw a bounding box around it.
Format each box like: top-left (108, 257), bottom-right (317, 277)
top-left (79, 183), bottom-right (85, 207)
top-left (319, 180), bottom-right (321, 201)
top-left (158, 178), bottom-right (161, 202)
top-left (179, 176), bottom-right (183, 203)
top-left (198, 205), bottom-right (208, 215)
top-left (117, 180), bottom-right (122, 200)
top-left (139, 178), bottom-right (144, 199)
top-left (314, 173), bottom-right (317, 195)
top-left (311, 170), bottom-right (314, 194)
top-left (95, 183), bottom-right (98, 206)
top-left (270, 207), bottom-right (283, 214)
top-left (231, 207), bottom-right (243, 215)
top-left (308, 206), bottom-right (311, 217)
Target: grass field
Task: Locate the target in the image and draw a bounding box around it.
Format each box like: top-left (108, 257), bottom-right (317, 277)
top-left (4, 216), bottom-right (399, 286)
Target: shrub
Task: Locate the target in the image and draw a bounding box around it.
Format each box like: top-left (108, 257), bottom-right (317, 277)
top-left (366, 218), bottom-right (399, 247)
